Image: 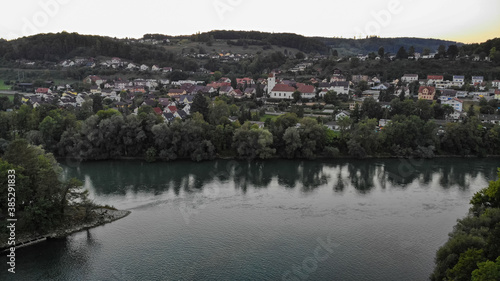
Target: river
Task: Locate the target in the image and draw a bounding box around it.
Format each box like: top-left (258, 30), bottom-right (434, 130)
top-left (2, 158), bottom-right (499, 281)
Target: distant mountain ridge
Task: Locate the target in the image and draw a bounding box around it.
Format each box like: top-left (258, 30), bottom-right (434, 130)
top-left (313, 36), bottom-right (462, 56)
top-left (0, 31), bottom-right (497, 65)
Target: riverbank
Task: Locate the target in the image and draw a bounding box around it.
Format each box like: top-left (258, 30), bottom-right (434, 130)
top-left (57, 154), bottom-right (500, 164)
top-left (0, 208), bottom-right (130, 251)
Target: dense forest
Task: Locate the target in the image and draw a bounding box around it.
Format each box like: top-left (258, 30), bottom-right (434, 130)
top-left (2, 32), bottom-right (498, 66)
top-left (315, 36), bottom-right (462, 56)
top-left (431, 169), bottom-right (500, 280)
top-left (0, 32), bottom-right (180, 66)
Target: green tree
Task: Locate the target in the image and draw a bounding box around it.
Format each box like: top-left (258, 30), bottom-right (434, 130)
top-left (446, 248), bottom-right (486, 281)
top-left (209, 99), bottom-right (230, 125)
top-left (447, 45), bottom-right (459, 59)
top-left (232, 122), bottom-right (275, 160)
top-left (472, 257), bottom-right (500, 281)
top-left (408, 46), bottom-right (415, 57)
top-left (378, 46), bottom-right (385, 58)
top-left (191, 93), bottom-right (209, 120)
top-left (396, 46), bottom-right (408, 59)
top-left (292, 91), bottom-right (302, 103)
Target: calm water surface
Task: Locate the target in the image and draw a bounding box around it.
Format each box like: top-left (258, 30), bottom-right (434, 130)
top-left (2, 158), bottom-right (499, 281)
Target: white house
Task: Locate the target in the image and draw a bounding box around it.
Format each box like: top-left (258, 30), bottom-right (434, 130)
top-left (472, 76), bottom-right (484, 85)
top-left (297, 84), bottom-right (316, 99)
top-left (442, 97), bottom-right (464, 112)
top-left (492, 80), bottom-right (500, 88)
top-left (140, 64), bottom-right (149, 71)
top-left (401, 74), bottom-right (418, 83)
top-left (269, 84), bottom-right (295, 99)
top-left (427, 75), bottom-right (444, 85)
top-left (335, 111), bottom-right (351, 121)
top-left (452, 75), bottom-right (465, 87)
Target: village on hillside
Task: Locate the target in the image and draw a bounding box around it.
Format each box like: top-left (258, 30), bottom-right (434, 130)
top-left (8, 61), bottom-right (500, 131)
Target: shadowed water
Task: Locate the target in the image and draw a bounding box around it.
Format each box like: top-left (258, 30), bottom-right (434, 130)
top-left (2, 158), bottom-right (499, 281)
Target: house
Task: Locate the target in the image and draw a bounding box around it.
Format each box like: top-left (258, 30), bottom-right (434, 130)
top-left (244, 88), bottom-right (256, 98)
top-left (362, 90), bottom-right (381, 101)
top-left (318, 81), bottom-right (350, 95)
top-left (114, 80), bottom-right (130, 89)
top-left (83, 75), bottom-right (104, 86)
top-left (479, 114), bottom-right (500, 125)
top-left (379, 119), bottom-right (391, 129)
top-left (352, 75), bottom-right (369, 83)
top-left (233, 89), bottom-right (244, 99)
top-left (297, 84), bottom-right (316, 99)
top-left (453, 75), bottom-right (465, 84)
top-left (163, 67), bottom-right (173, 73)
top-left (179, 95), bottom-right (194, 104)
top-left (140, 64), bottom-right (149, 71)
top-left (176, 110), bottom-right (188, 119)
top-left (236, 78), bottom-right (254, 87)
top-left (219, 86), bottom-right (235, 96)
top-left (159, 98), bottom-right (170, 107)
top-left (111, 57), bottom-right (121, 65)
top-left (335, 110), bottom-right (351, 121)
top-left (401, 74), bottom-right (418, 83)
top-left (325, 121), bottom-right (340, 131)
top-left (330, 75), bottom-right (347, 82)
top-left (492, 80), bottom-right (500, 88)
top-left (35, 88), bottom-right (51, 94)
top-left (418, 86), bottom-right (436, 100)
top-left (152, 65), bottom-right (161, 72)
top-left (167, 89), bottom-right (187, 97)
top-left (441, 97), bottom-right (464, 112)
top-left (90, 85), bottom-right (101, 94)
top-left (249, 121), bottom-right (265, 129)
top-left (163, 113), bottom-right (175, 123)
top-left (153, 107), bottom-right (163, 116)
top-left (371, 83), bottom-right (389, 90)
top-left (142, 99), bottom-right (157, 107)
top-left (269, 84), bottom-right (296, 99)
top-left (495, 89), bottom-right (500, 100)
top-left (166, 106), bottom-right (178, 114)
top-left (441, 89), bottom-right (457, 97)
top-left (427, 75), bottom-right (444, 85)
top-left (183, 104), bottom-right (191, 115)
top-left (472, 76), bottom-right (484, 85)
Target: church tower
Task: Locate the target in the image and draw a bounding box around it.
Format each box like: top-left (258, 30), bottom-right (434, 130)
top-left (267, 73), bottom-right (276, 94)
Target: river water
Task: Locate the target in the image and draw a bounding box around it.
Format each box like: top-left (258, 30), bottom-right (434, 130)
top-left (2, 158), bottom-right (499, 281)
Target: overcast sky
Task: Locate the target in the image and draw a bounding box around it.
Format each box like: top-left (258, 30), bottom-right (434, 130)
top-left (1, 0), bottom-right (499, 43)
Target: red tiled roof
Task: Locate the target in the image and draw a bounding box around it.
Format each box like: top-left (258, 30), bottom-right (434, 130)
top-left (168, 106), bottom-right (178, 113)
top-left (297, 84), bottom-right (315, 94)
top-left (427, 75), bottom-right (443, 80)
top-left (168, 89), bottom-right (185, 94)
top-left (36, 88), bottom-right (50, 93)
top-left (418, 86), bottom-right (436, 94)
top-left (271, 84), bottom-right (295, 92)
top-left (153, 107), bottom-right (163, 115)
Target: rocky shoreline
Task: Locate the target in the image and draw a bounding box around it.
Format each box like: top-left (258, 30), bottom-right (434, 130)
top-left (1, 208), bottom-right (130, 251)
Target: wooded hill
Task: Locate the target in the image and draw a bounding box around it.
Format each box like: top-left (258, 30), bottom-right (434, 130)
top-left (2, 31), bottom-right (498, 61)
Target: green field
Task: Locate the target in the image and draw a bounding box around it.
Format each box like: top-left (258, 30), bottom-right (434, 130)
top-left (0, 80), bottom-right (11, 90)
top-left (259, 114), bottom-right (281, 122)
top-left (0, 94), bottom-right (14, 101)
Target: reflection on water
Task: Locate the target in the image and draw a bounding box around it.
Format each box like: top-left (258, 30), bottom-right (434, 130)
top-left (4, 158), bottom-right (499, 281)
top-left (63, 158), bottom-right (500, 198)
